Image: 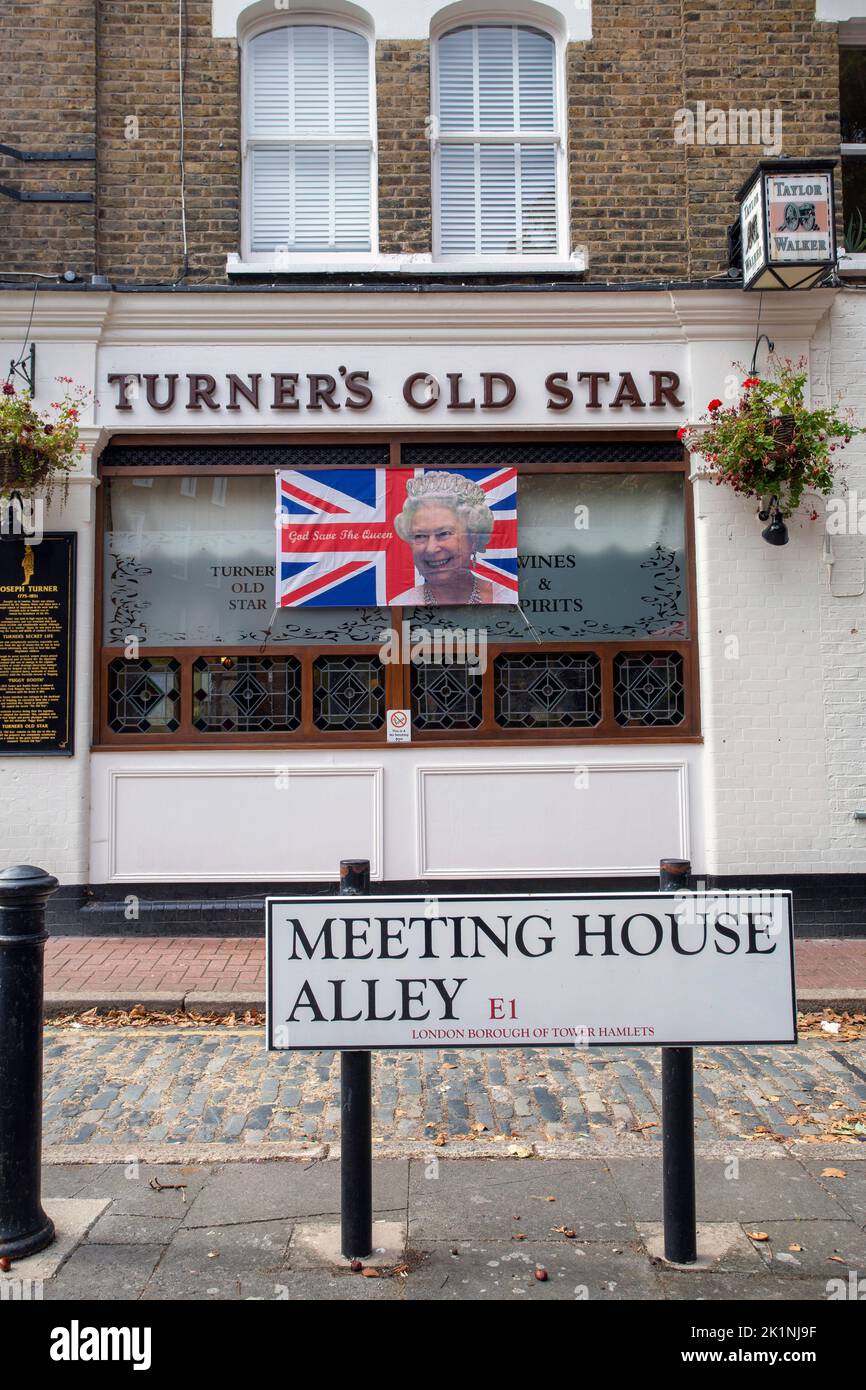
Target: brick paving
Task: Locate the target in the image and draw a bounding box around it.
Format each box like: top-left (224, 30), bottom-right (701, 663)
top-left (41, 1029), bottom-right (866, 1154)
top-left (44, 934), bottom-right (866, 998)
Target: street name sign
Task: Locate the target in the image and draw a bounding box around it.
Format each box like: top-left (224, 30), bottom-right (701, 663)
top-left (267, 891), bottom-right (796, 1049)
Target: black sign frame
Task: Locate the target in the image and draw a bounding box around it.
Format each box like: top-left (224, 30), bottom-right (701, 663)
top-left (0, 531), bottom-right (76, 756)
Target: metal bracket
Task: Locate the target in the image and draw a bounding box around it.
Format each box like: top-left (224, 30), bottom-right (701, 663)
top-left (7, 344), bottom-right (35, 395)
top-left (0, 144), bottom-right (95, 163)
top-left (0, 185), bottom-right (93, 203)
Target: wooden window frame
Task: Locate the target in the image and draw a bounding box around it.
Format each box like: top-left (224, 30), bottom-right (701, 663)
top-left (93, 432), bottom-right (701, 751)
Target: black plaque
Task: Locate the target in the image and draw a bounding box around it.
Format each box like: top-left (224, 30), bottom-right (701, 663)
top-left (0, 533), bottom-right (75, 755)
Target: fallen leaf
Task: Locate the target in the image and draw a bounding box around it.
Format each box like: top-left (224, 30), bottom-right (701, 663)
top-left (745, 1231), bottom-right (769, 1242)
top-left (552, 1226), bottom-right (576, 1238)
top-left (821, 1168), bottom-right (846, 1179)
top-left (361, 1267), bottom-right (380, 1278)
top-left (441, 1063), bottom-right (458, 1070)
top-left (828, 1102), bottom-right (849, 1111)
top-left (788, 1244), bottom-right (802, 1253)
top-left (470, 1122), bottom-right (487, 1133)
top-left (762, 1095), bottom-right (780, 1104)
top-left (432, 1134), bottom-right (447, 1147)
top-left (511, 1233), bottom-right (527, 1241)
top-left (530, 1195), bottom-right (556, 1202)
top-left (507, 1144), bottom-right (533, 1159)
top-left (632, 1121), bottom-right (658, 1132)
top-left (828, 1255), bottom-right (847, 1264)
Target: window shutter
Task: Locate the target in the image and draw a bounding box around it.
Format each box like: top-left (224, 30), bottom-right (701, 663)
top-left (251, 145), bottom-right (372, 252)
top-left (436, 25), bottom-right (559, 257)
top-left (248, 25), bottom-right (372, 254)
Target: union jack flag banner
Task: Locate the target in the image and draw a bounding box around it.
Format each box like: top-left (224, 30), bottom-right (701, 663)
top-left (276, 467), bottom-right (518, 606)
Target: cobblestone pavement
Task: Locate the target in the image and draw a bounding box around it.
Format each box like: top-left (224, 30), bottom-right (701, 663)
top-left (42, 1028), bottom-right (866, 1157)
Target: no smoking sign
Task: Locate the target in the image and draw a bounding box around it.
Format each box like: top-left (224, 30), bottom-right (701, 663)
top-left (386, 708), bottom-right (411, 743)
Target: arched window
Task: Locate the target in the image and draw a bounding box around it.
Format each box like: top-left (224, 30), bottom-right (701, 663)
top-left (433, 23), bottom-right (563, 259)
top-left (244, 23), bottom-right (375, 258)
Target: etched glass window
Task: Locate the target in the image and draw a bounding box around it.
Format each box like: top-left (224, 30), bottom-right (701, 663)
top-left (408, 472), bottom-right (687, 643)
top-left (103, 476), bottom-right (388, 647)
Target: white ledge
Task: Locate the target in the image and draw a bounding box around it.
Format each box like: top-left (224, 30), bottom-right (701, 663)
top-left (838, 252), bottom-right (866, 276)
top-left (226, 251), bottom-right (587, 276)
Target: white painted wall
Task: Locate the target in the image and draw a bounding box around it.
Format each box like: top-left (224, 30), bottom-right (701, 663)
top-left (1, 286), bottom-right (861, 888)
top-left (90, 745), bottom-right (700, 883)
top-left (212, 0), bottom-right (591, 43)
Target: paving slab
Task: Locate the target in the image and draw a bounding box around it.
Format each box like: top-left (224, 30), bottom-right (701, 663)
top-left (742, 1219), bottom-right (866, 1279)
top-left (604, 1157), bottom-right (848, 1223)
top-left (407, 1157), bottom-right (633, 1241)
top-left (288, 1219), bottom-right (405, 1269)
top-left (792, 1158), bottom-right (866, 1224)
top-left (405, 1239), bottom-right (663, 1300)
top-left (41, 1164), bottom-right (111, 1199)
top-left (0, 1199), bottom-right (109, 1280)
top-left (85, 1212), bottom-right (187, 1244)
top-left (639, 1221), bottom-right (765, 1272)
top-left (140, 1222), bottom-right (293, 1299)
top-left (657, 1271), bottom-right (842, 1301)
top-left (68, 1162), bottom-right (214, 1218)
top-left (43, 1243), bottom-right (165, 1301)
top-left (182, 1158), bottom-right (408, 1227)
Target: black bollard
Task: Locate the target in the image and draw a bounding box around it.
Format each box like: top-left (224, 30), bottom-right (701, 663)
top-left (659, 857), bottom-right (697, 1264)
top-left (339, 859), bottom-right (372, 1260)
top-left (0, 864), bottom-right (58, 1259)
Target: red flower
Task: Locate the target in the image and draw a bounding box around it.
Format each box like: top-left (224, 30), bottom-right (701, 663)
top-left (676, 425), bottom-right (690, 440)
top-left (707, 399), bottom-right (723, 412)
top-left (2, 382), bottom-right (15, 396)
top-left (742, 377), bottom-right (761, 389)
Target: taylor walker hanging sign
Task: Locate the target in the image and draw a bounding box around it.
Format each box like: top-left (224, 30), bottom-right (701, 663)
top-left (277, 467), bottom-right (518, 606)
top-left (267, 891), bottom-right (797, 1049)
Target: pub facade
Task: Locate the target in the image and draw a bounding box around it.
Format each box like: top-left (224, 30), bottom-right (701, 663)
top-left (1, 0), bottom-right (864, 937)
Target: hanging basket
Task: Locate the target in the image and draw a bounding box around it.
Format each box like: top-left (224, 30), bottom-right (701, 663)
top-left (770, 413), bottom-right (796, 462)
top-left (0, 445), bottom-right (53, 497)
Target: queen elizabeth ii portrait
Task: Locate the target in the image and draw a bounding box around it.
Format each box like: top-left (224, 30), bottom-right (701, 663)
top-left (390, 471), bottom-right (516, 606)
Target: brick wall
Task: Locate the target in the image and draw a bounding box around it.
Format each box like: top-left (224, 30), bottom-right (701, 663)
top-left (0, 0), bottom-right (97, 277)
top-left (0, 5), bottom-right (847, 282)
top-left (376, 41), bottom-right (432, 255)
top-left (568, 0), bottom-right (840, 280)
top-left (97, 0), bottom-right (239, 283)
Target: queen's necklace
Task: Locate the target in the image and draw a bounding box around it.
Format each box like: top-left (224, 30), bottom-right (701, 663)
top-left (423, 576), bottom-right (481, 605)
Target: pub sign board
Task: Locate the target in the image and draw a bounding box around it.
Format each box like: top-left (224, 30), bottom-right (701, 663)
top-left (267, 892), bottom-right (797, 1050)
top-left (737, 159), bottom-right (837, 291)
top-left (0, 533), bottom-right (76, 756)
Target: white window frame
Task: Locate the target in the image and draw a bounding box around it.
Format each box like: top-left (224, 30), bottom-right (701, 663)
top-left (239, 11), bottom-right (379, 266)
top-left (838, 22), bottom-right (866, 274)
top-left (430, 14), bottom-right (571, 266)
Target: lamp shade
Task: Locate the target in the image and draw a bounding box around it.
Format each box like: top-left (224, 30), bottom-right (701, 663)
top-left (737, 159), bottom-right (837, 290)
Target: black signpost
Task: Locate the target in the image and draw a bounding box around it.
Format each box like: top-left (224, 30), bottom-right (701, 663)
top-left (267, 857), bottom-right (791, 1269)
top-left (0, 533), bottom-right (76, 756)
top-left (339, 858), bottom-right (373, 1259)
top-left (659, 858), bottom-right (697, 1264)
